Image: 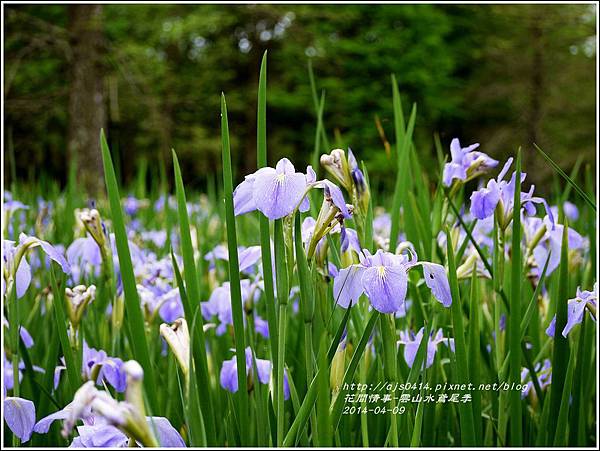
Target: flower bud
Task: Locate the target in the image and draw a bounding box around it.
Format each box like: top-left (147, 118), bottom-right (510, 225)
top-left (77, 208), bottom-right (106, 248)
top-left (320, 149), bottom-right (352, 191)
top-left (160, 319), bottom-right (190, 381)
top-left (65, 284), bottom-right (96, 328)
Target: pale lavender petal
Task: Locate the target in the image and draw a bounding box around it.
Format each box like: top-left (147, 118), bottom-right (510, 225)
top-left (238, 246), bottom-right (261, 272)
top-left (443, 162), bottom-right (467, 187)
top-left (333, 265), bottom-right (366, 309)
top-left (20, 326), bottom-right (34, 348)
top-left (233, 177), bottom-right (257, 216)
top-left (34, 405), bottom-right (70, 434)
top-left (39, 239), bottom-right (71, 274)
top-left (562, 300), bottom-right (587, 337)
top-left (15, 257), bottom-right (31, 299)
top-left (470, 180), bottom-right (501, 220)
top-left (254, 316), bottom-right (269, 338)
top-left (255, 358), bottom-right (272, 385)
top-left (4, 397), bottom-right (36, 442)
top-left (147, 417), bottom-right (186, 447)
top-left (545, 315), bottom-right (556, 338)
top-left (422, 262), bottom-right (452, 307)
top-left (253, 168), bottom-right (307, 219)
top-left (219, 357), bottom-right (238, 393)
top-left (75, 424), bottom-right (128, 448)
top-left (323, 180), bottom-right (350, 219)
top-left (362, 265), bottom-right (408, 314)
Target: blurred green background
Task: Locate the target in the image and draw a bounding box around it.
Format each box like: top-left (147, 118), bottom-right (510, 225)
top-left (3, 4), bottom-right (597, 195)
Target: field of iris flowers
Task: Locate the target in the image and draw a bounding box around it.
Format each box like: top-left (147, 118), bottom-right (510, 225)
top-left (2, 55), bottom-right (597, 448)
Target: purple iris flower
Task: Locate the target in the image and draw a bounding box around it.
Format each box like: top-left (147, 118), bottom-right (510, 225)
top-left (550, 201), bottom-right (580, 222)
top-left (527, 216), bottom-right (585, 278)
top-left (34, 404), bottom-right (184, 447)
top-left (347, 148), bottom-right (367, 194)
top-left (470, 158), bottom-right (554, 228)
top-left (333, 249), bottom-right (452, 314)
top-left (2, 233), bottom-right (70, 299)
top-left (3, 316), bottom-right (34, 348)
top-left (443, 138), bottom-right (498, 187)
top-left (254, 315), bottom-right (269, 338)
top-left (201, 279), bottom-right (262, 335)
top-left (340, 226), bottom-right (362, 255)
top-left (51, 343), bottom-right (128, 393)
top-left (233, 158), bottom-right (312, 219)
top-left (204, 244), bottom-right (262, 273)
top-left (521, 359), bottom-right (552, 399)
top-left (220, 347), bottom-right (289, 400)
top-left (67, 417), bottom-right (185, 448)
top-left (546, 283), bottom-right (597, 338)
top-left (397, 328), bottom-right (454, 369)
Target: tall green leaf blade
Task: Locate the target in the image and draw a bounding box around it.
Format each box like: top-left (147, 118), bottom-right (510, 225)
top-left (509, 150), bottom-right (523, 445)
top-left (546, 218), bottom-right (571, 444)
top-left (256, 52), bottom-right (279, 368)
top-left (100, 130), bottom-right (157, 410)
top-left (446, 228), bottom-right (476, 445)
top-left (221, 93), bottom-right (249, 443)
top-left (172, 150), bottom-right (216, 444)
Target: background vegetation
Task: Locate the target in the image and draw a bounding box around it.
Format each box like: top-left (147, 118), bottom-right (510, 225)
top-left (3, 3), bottom-right (597, 194)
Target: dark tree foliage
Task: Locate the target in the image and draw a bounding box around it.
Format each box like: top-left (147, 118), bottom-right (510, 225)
top-left (3, 4), bottom-right (596, 194)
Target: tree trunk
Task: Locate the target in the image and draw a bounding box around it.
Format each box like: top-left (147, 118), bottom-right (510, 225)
top-left (67, 5), bottom-right (106, 196)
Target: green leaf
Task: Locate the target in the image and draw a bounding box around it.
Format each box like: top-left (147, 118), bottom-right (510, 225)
top-left (446, 228), bottom-right (476, 445)
top-left (49, 267), bottom-right (80, 397)
top-left (100, 130), bottom-right (157, 411)
top-left (172, 150), bottom-right (216, 444)
top-left (257, 52), bottom-right (279, 370)
top-left (546, 218), bottom-right (571, 444)
top-left (509, 149), bottom-right (523, 445)
top-left (220, 93), bottom-right (249, 443)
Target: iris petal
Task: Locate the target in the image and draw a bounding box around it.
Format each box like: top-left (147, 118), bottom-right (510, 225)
top-left (421, 262), bottom-right (452, 307)
top-left (252, 169), bottom-right (307, 219)
top-left (362, 265), bottom-right (407, 314)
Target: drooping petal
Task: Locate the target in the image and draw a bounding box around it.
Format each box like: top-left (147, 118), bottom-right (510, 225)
top-left (333, 265), bottom-right (366, 309)
top-left (421, 262), bottom-right (452, 307)
top-left (38, 239), bottom-right (71, 274)
top-left (470, 180), bottom-right (501, 220)
top-left (34, 404), bottom-right (71, 434)
top-left (219, 357), bottom-right (239, 393)
top-left (443, 163), bottom-right (467, 187)
top-left (75, 424), bottom-right (128, 448)
top-left (147, 417), bottom-right (186, 447)
top-left (322, 180), bottom-right (350, 218)
top-left (362, 265), bottom-right (408, 314)
top-left (238, 246), bottom-right (262, 272)
top-left (254, 358), bottom-right (272, 385)
top-left (233, 176), bottom-right (257, 216)
top-left (4, 397), bottom-right (36, 442)
top-left (20, 326), bottom-right (34, 348)
top-left (545, 315), bottom-right (556, 338)
top-left (252, 168), bottom-right (307, 219)
top-left (15, 256), bottom-right (32, 299)
top-left (562, 300), bottom-right (588, 337)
